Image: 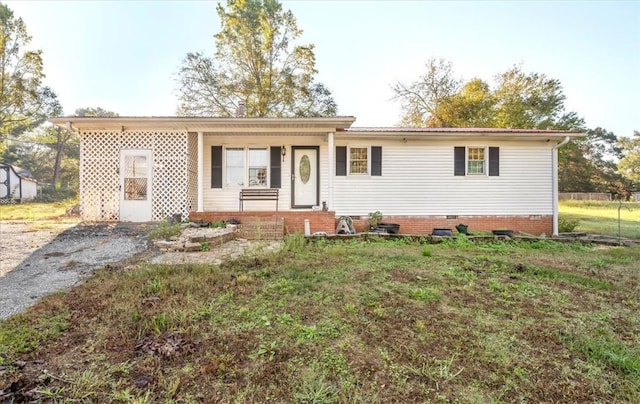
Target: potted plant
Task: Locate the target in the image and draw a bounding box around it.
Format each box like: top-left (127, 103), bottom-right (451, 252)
top-left (368, 211), bottom-right (383, 230)
top-left (368, 211), bottom-right (401, 234)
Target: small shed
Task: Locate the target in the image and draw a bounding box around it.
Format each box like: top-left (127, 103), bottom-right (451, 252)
top-left (0, 162), bottom-right (38, 202)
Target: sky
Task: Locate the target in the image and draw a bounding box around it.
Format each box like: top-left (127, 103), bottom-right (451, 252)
top-left (5, 0), bottom-right (640, 137)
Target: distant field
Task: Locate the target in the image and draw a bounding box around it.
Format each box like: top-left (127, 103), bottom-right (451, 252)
top-left (0, 199), bottom-right (77, 221)
top-left (559, 200), bottom-right (640, 239)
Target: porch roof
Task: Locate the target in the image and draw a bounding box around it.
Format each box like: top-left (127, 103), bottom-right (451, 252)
top-left (343, 127), bottom-right (585, 141)
top-left (49, 116), bottom-right (356, 133)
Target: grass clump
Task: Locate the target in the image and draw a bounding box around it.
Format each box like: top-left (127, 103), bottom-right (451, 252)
top-left (148, 219), bottom-right (182, 240)
top-left (0, 308), bottom-right (70, 365)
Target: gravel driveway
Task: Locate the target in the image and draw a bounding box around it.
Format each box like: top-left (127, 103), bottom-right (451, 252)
top-left (0, 221), bottom-right (151, 320)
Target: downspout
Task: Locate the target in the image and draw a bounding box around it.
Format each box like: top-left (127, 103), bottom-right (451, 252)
top-left (552, 136), bottom-right (571, 236)
top-left (327, 132), bottom-right (334, 210)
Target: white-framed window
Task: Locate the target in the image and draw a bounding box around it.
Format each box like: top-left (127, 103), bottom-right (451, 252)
top-left (225, 147), bottom-right (268, 187)
top-left (349, 146), bottom-right (369, 175)
top-left (467, 147), bottom-right (485, 175)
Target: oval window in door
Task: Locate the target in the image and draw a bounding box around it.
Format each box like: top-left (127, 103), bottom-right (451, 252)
top-left (299, 155), bottom-right (311, 184)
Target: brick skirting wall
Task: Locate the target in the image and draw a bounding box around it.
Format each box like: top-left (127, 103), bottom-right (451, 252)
top-left (189, 211), bottom-right (337, 235)
top-left (350, 215), bottom-right (553, 236)
top-left (189, 212), bottom-right (553, 236)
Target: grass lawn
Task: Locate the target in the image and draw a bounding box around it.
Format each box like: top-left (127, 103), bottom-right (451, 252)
top-left (559, 200), bottom-right (640, 239)
top-left (0, 199), bottom-right (78, 221)
top-left (1, 236), bottom-right (638, 402)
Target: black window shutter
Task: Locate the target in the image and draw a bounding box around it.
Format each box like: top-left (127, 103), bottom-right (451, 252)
top-left (454, 147), bottom-right (466, 176)
top-left (211, 146), bottom-right (222, 188)
top-left (489, 147), bottom-right (500, 176)
top-left (336, 146), bottom-right (347, 176)
top-left (270, 146), bottom-right (281, 188)
top-left (371, 146), bottom-right (382, 176)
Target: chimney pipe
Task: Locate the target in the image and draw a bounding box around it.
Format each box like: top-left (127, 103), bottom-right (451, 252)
top-left (237, 101), bottom-right (245, 118)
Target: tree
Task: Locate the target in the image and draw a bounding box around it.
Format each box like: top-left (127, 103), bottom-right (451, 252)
top-left (558, 127), bottom-right (634, 198)
top-left (618, 131), bottom-right (640, 186)
top-left (392, 61), bottom-right (584, 131)
top-left (493, 66), bottom-right (571, 129)
top-left (176, 0), bottom-right (336, 117)
top-left (438, 78), bottom-right (496, 128)
top-left (0, 3), bottom-right (57, 146)
top-left (40, 106), bottom-right (118, 187)
top-left (74, 106), bottom-right (119, 117)
top-left (391, 58), bottom-right (461, 127)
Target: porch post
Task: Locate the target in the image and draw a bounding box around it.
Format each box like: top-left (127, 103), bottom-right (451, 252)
top-left (197, 132), bottom-right (204, 212)
top-left (327, 132), bottom-right (334, 210)
top-left (552, 146), bottom-right (559, 236)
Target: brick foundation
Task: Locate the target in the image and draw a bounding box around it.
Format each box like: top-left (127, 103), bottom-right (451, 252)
top-left (350, 215), bottom-right (553, 236)
top-left (189, 211), bottom-right (337, 236)
top-left (189, 211), bottom-right (553, 237)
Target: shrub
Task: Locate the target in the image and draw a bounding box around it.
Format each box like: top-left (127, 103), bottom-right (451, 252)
top-left (558, 217), bottom-right (580, 233)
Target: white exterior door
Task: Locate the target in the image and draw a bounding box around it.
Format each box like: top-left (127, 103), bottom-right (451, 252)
top-left (119, 150), bottom-right (152, 222)
top-left (291, 147), bottom-right (319, 208)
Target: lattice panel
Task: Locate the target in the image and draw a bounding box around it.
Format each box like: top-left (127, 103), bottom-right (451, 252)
top-left (80, 131), bottom-right (188, 221)
top-left (186, 133), bottom-right (199, 214)
top-left (152, 132), bottom-right (189, 221)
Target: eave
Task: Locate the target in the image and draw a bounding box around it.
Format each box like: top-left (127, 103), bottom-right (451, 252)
top-left (49, 116), bottom-right (357, 134)
top-left (341, 127), bottom-right (585, 142)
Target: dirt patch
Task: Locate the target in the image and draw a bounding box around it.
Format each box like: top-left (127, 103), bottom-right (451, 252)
top-left (0, 221), bottom-right (151, 320)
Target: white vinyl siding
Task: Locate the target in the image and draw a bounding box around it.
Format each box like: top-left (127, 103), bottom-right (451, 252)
top-left (203, 135), bottom-right (323, 211)
top-left (333, 140), bottom-right (554, 216)
top-left (202, 136), bottom-right (555, 216)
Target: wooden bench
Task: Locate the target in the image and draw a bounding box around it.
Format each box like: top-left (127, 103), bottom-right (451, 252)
top-left (239, 188), bottom-right (279, 211)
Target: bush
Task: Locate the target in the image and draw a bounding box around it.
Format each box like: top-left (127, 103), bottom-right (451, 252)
top-left (558, 217), bottom-right (580, 233)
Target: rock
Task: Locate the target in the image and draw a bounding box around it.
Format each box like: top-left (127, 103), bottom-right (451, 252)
top-left (184, 242), bottom-right (203, 252)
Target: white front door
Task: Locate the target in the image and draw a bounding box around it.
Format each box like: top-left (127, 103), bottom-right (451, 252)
top-left (291, 146), bottom-right (319, 208)
top-left (119, 150), bottom-right (152, 222)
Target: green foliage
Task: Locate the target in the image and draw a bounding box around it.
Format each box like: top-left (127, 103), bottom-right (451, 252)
top-left (618, 130), bottom-right (640, 185)
top-left (391, 58), bottom-right (460, 127)
top-left (558, 217), bottom-right (580, 233)
top-left (421, 246), bottom-right (433, 257)
top-left (0, 3), bottom-right (60, 143)
top-left (527, 266), bottom-right (613, 290)
top-left (210, 220), bottom-right (227, 228)
top-left (559, 128), bottom-right (633, 197)
top-left (283, 233), bottom-right (307, 252)
top-left (392, 59), bottom-right (583, 130)
top-left (176, 0), bottom-right (336, 117)
top-left (73, 107), bottom-right (119, 117)
top-left (0, 310), bottom-right (70, 364)
top-left (148, 220), bottom-right (182, 240)
top-left (562, 331), bottom-right (640, 378)
top-left (368, 210), bottom-right (383, 228)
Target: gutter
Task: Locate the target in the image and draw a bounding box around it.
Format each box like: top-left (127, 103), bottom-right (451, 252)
top-left (552, 136), bottom-right (571, 236)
